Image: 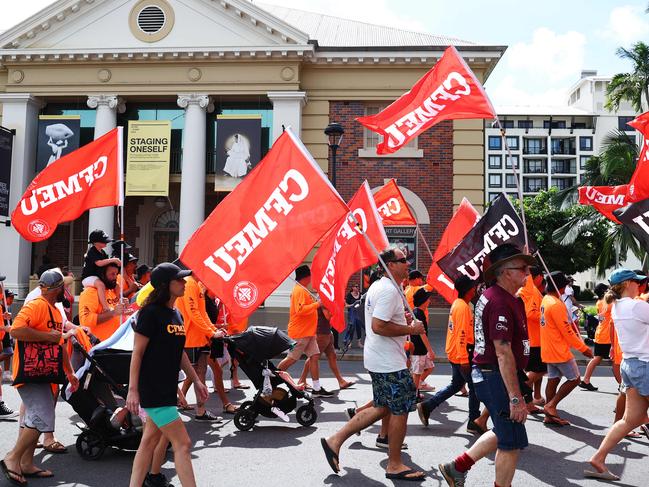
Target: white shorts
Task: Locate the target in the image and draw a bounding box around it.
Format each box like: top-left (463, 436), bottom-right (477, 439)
top-left (410, 355), bottom-right (434, 375)
top-left (82, 276), bottom-right (99, 288)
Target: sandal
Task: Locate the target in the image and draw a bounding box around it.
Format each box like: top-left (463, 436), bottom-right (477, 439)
top-left (23, 468), bottom-right (54, 478)
top-left (320, 438), bottom-right (340, 474)
top-left (385, 469), bottom-right (426, 481)
top-left (1, 460), bottom-right (26, 486)
top-left (43, 440), bottom-right (68, 454)
top-left (338, 380), bottom-right (356, 390)
top-left (233, 383), bottom-right (251, 389)
top-left (223, 403), bottom-right (239, 414)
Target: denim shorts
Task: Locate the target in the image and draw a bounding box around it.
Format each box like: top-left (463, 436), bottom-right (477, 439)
top-left (621, 358), bottom-right (649, 397)
top-left (369, 369), bottom-right (416, 416)
top-left (471, 367), bottom-right (528, 451)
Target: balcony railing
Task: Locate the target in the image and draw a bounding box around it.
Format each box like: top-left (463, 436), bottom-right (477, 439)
top-left (523, 146), bottom-right (547, 155)
top-left (524, 185), bottom-right (547, 192)
top-left (524, 166), bottom-right (547, 174)
top-left (169, 148), bottom-right (222, 174)
top-left (551, 146), bottom-right (576, 155)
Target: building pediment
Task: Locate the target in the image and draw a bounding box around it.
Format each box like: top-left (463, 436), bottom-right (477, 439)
top-left (0, 0), bottom-right (313, 62)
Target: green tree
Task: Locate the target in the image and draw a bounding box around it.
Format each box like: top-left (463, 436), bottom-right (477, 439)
top-left (521, 189), bottom-right (608, 275)
top-left (605, 41), bottom-right (649, 112)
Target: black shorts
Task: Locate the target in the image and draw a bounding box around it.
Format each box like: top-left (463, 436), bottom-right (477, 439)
top-left (185, 346), bottom-right (209, 365)
top-left (525, 347), bottom-right (547, 374)
top-left (594, 343), bottom-right (611, 359)
top-left (2, 333), bottom-right (11, 348)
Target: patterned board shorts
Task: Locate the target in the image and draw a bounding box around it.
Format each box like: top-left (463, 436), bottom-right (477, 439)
top-left (369, 369), bottom-right (417, 416)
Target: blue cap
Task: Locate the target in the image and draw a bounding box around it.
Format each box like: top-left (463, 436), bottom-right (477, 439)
top-left (609, 268), bottom-right (647, 285)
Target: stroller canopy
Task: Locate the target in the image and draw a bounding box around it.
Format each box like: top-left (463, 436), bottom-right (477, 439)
top-left (228, 326), bottom-right (295, 361)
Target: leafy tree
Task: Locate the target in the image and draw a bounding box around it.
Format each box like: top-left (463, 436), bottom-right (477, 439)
top-left (605, 41), bottom-right (649, 112)
top-left (520, 189), bottom-right (609, 275)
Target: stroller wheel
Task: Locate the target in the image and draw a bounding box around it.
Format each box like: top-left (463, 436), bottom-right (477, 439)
top-left (76, 430), bottom-right (106, 460)
top-left (296, 404), bottom-right (317, 427)
top-left (234, 407), bottom-right (256, 431)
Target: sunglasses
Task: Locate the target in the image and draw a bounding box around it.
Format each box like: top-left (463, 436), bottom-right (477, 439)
top-left (504, 265), bottom-right (530, 273)
top-left (388, 258), bottom-right (408, 264)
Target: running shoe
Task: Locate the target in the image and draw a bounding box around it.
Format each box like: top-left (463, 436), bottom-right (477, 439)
top-left (0, 401), bottom-right (17, 419)
top-left (466, 420), bottom-right (487, 436)
top-left (312, 387), bottom-right (334, 397)
top-left (579, 381), bottom-right (598, 391)
top-left (144, 472), bottom-right (174, 487)
top-left (416, 402), bottom-right (430, 427)
top-left (439, 461), bottom-right (467, 487)
top-left (194, 411), bottom-right (223, 422)
top-left (375, 436), bottom-right (408, 450)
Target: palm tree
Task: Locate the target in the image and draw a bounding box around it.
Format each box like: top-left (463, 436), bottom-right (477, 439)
top-left (605, 42), bottom-right (649, 112)
top-left (552, 131), bottom-right (646, 275)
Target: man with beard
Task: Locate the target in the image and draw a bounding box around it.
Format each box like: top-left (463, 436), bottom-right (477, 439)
top-left (79, 262), bottom-right (133, 341)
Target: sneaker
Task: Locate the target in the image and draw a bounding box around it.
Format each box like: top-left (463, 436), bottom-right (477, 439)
top-left (143, 472), bottom-right (173, 487)
top-left (416, 402), bottom-right (430, 427)
top-left (0, 401), bottom-right (17, 419)
top-left (439, 461), bottom-right (467, 487)
top-left (194, 411), bottom-right (223, 423)
top-left (312, 387), bottom-right (334, 397)
top-left (641, 423), bottom-right (649, 441)
top-left (375, 435), bottom-right (408, 450)
top-left (579, 381), bottom-right (598, 391)
top-left (345, 407), bottom-right (361, 436)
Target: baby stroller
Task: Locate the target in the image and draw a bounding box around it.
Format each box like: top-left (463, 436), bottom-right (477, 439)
top-left (581, 310), bottom-right (599, 344)
top-left (227, 326), bottom-right (317, 431)
top-left (64, 318), bottom-right (142, 460)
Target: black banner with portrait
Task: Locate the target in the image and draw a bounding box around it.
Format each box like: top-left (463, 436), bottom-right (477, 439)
top-left (0, 126), bottom-right (14, 218)
top-left (35, 116), bottom-right (81, 173)
top-left (214, 115), bottom-right (262, 192)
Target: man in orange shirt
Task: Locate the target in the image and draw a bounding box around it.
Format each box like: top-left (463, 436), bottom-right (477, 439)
top-left (540, 271), bottom-right (593, 426)
top-left (417, 276), bottom-right (488, 434)
top-left (581, 283), bottom-right (612, 391)
top-left (278, 265), bottom-right (333, 397)
top-left (176, 275), bottom-right (228, 420)
top-left (78, 263), bottom-right (132, 341)
top-left (519, 267), bottom-right (546, 406)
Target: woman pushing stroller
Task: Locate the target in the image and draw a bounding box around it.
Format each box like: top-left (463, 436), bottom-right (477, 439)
top-left (126, 263), bottom-right (209, 487)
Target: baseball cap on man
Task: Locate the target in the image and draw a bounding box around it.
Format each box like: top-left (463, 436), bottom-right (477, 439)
top-left (88, 229), bottom-right (113, 244)
top-left (546, 271), bottom-right (569, 293)
top-left (151, 263), bottom-right (192, 289)
top-left (609, 268), bottom-right (648, 286)
top-left (39, 269), bottom-right (65, 290)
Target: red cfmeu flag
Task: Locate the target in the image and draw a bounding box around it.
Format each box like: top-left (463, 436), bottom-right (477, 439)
top-left (578, 185), bottom-right (629, 223)
top-left (12, 128), bottom-right (123, 242)
top-left (627, 112), bottom-right (649, 202)
top-left (373, 179), bottom-right (417, 226)
top-left (356, 46), bottom-right (496, 155)
top-left (311, 181), bottom-right (389, 332)
top-left (180, 128), bottom-right (348, 322)
top-left (426, 198), bottom-right (479, 304)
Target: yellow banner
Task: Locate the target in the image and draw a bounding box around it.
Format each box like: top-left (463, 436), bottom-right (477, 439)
top-left (125, 120), bottom-right (171, 196)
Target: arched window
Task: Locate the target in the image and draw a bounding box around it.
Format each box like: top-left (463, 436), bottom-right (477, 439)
top-left (152, 209), bottom-right (179, 264)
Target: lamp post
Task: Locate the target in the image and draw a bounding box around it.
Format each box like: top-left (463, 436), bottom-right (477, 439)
top-left (325, 122), bottom-right (344, 187)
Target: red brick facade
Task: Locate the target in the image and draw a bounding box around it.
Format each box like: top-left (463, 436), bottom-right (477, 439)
top-left (330, 101), bottom-right (453, 307)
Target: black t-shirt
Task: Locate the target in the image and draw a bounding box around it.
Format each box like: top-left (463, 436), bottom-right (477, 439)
top-left (81, 246), bottom-right (108, 279)
top-left (134, 304), bottom-right (186, 408)
top-left (410, 307), bottom-right (429, 355)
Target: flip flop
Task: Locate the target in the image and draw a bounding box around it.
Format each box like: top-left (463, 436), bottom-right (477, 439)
top-left (233, 384), bottom-right (251, 389)
top-left (527, 405), bottom-right (544, 415)
top-left (339, 381), bottom-right (356, 390)
top-left (43, 440), bottom-right (68, 454)
top-left (584, 469), bottom-right (620, 481)
top-left (455, 391), bottom-right (469, 397)
top-left (320, 438), bottom-right (340, 474)
top-left (0, 460), bottom-right (26, 486)
top-left (385, 469), bottom-right (426, 481)
top-left (23, 468), bottom-right (54, 478)
top-left (626, 431), bottom-right (642, 438)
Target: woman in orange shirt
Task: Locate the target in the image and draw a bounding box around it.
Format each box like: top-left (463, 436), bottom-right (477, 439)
top-left (580, 283), bottom-right (612, 391)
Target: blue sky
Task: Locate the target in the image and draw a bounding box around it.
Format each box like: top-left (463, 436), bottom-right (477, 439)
top-left (4, 0), bottom-right (649, 107)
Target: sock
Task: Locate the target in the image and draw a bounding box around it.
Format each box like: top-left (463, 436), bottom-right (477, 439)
top-left (454, 452), bottom-right (475, 473)
top-left (313, 379), bottom-right (321, 391)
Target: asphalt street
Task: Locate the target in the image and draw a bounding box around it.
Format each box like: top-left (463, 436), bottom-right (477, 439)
top-left (0, 361), bottom-right (646, 487)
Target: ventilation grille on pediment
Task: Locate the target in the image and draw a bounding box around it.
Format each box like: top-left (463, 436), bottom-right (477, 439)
top-left (137, 5), bottom-right (166, 34)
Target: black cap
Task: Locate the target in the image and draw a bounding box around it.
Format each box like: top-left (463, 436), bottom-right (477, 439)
top-left (454, 275), bottom-right (477, 298)
top-left (150, 263), bottom-right (192, 289)
top-left (482, 244), bottom-right (537, 282)
top-left (546, 271), bottom-right (569, 293)
top-left (295, 265), bottom-right (311, 281)
top-left (4, 289), bottom-right (15, 298)
top-left (136, 264), bottom-right (151, 281)
top-left (413, 287), bottom-right (433, 307)
top-left (408, 270), bottom-right (424, 280)
top-left (126, 253), bottom-right (139, 263)
top-left (39, 269), bottom-right (65, 290)
top-left (88, 229), bottom-right (113, 244)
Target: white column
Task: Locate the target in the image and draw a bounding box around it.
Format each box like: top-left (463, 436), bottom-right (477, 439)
top-left (0, 94), bottom-right (42, 297)
top-left (267, 91), bottom-right (307, 142)
top-left (86, 95), bottom-right (125, 239)
top-left (177, 94), bottom-right (213, 250)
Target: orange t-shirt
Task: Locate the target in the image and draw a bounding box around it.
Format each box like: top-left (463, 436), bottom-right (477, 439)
top-left (176, 277), bottom-right (215, 348)
top-left (78, 287), bottom-right (122, 341)
top-left (540, 294), bottom-right (589, 363)
top-left (594, 299), bottom-right (612, 345)
top-left (287, 285), bottom-right (319, 339)
top-left (611, 326), bottom-right (623, 365)
top-left (445, 298), bottom-right (473, 364)
top-left (518, 275), bottom-right (542, 347)
top-left (118, 273), bottom-right (138, 300)
top-left (11, 296), bottom-right (64, 383)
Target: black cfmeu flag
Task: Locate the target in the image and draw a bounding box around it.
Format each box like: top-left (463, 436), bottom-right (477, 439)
top-left (437, 193), bottom-right (537, 281)
top-left (614, 198), bottom-right (649, 251)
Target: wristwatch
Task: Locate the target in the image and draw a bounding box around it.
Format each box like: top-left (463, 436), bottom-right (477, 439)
top-left (510, 397), bottom-right (521, 406)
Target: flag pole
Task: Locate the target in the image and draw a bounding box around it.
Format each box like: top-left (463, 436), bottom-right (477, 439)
top-left (117, 127), bottom-right (125, 326)
top-left (495, 117), bottom-right (529, 251)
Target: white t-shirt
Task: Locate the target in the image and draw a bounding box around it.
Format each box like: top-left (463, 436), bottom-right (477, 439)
top-left (561, 288), bottom-right (576, 321)
top-left (611, 297), bottom-right (649, 362)
top-left (24, 287), bottom-right (68, 323)
top-left (363, 277), bottom-right (407, 373)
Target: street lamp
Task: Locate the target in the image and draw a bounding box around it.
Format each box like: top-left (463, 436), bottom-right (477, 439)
top-left (325, 122), bottom-right (344, 187)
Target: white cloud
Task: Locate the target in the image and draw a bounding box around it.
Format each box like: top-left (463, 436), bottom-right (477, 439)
top-left (485, 27), bottom-right (586, 106)
top-left (600, 5), bottom-right (649, 45)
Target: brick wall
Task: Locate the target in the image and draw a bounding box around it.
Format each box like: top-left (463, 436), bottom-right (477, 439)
top-left (330, 101), bottom-right (453, 308)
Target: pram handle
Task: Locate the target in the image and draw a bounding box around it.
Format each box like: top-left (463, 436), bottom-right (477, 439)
top-left (70, 336), bottom-right (128, 398)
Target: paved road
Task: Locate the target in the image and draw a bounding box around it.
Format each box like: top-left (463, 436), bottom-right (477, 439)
top-left (0, 362), bottom-right (645, 487)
